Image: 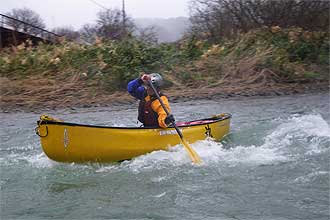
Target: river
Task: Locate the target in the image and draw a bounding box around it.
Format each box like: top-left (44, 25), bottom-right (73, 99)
top-left (1, 92), bottom-right (329, 220)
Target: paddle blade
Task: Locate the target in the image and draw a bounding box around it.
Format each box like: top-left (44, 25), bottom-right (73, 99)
top-left (181, 138), bottom-right (202, 164)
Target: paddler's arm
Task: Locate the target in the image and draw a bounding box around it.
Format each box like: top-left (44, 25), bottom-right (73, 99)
top-left (127, 78), bottom-right (145, 100)
top-left (151, 96), bottom-right (171, 128)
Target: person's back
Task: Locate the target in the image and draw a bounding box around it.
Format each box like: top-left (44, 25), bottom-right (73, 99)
top-left (127, 73), bottom-right (174, 128)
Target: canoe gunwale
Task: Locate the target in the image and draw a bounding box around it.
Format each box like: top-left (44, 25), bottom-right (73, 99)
top-left (37, 113), bottom-right (231, 130)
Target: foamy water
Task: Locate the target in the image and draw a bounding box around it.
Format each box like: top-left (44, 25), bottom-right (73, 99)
top-left (91, 114), bottom-right (329, 172)
top-left (1, 93), bottom-right (329, 220)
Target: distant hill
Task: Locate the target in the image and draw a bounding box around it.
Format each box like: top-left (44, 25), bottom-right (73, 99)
top-left (134, 17), bottom-right (190, 43)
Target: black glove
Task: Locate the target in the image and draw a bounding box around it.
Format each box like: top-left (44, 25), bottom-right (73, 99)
top-left (165, 114), bottom-right (175, 126)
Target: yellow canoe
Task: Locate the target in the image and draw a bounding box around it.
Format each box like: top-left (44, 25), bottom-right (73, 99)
top-left (35, 113), bottom-right (231, 163)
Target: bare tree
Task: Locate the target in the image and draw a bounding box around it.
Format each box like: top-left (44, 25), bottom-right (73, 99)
top-left (135, 26), bottom-right (158, 44)
top-left (52, 26), bottom-right (80, 41)
top-left (79, 24), bottom-right (99, 43)
top-left (189, 0), bottom-right (330, 42)
top-left (96, 8), bottom-right (135, 40)
top-left (5, 7), bottom-right (46, 35)
top-left (189, 0), bottom-right (238, 42)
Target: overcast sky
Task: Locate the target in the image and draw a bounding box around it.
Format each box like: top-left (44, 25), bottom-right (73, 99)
top-left (1, 0), bottom-right (191, 30)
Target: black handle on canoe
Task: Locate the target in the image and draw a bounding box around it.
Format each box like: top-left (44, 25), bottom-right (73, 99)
top-left (35, 125), bottom-right (48, 137)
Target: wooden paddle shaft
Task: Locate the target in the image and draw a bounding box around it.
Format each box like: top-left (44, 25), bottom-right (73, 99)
top-left (148, 81), bottom-right (170, 115)
top-left (148, 81), bottom-right (183, 139)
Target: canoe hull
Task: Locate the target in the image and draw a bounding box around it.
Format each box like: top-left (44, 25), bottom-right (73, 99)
top-left (37, 114), bottom-right (231, 162)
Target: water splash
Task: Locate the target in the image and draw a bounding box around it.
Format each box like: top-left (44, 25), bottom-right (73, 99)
top-left (294, 170), bottom-right (329, 183)
top-left (96, 114), bottom-right (329, 173)
top-left (5, 114), bottom-right (329, 175)
top-left (267, 114), bottom-right (330, 142)
top-left (26, 153), bottom-right (58, 168)
top-left (94, 140), bottom-right (288, 174)
top-left (266, 114), bottom-right (330, 157)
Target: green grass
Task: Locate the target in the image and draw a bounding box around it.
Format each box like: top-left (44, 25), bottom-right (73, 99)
top-left (1, 27), bottom-right (328, 92)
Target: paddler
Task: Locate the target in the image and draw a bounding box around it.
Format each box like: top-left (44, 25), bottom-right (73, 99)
top-left (127, 73), bottom-right (175, 128)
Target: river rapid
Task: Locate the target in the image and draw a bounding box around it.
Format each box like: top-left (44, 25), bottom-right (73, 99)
top-left (1, 92), bottom-right (329, 220)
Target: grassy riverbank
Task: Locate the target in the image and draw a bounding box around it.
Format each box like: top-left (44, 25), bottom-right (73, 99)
top-left (0, 27), bottom-right (329, 112)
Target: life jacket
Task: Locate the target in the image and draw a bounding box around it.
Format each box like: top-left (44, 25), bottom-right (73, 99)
top-left (138, 92), bottom-right (165, 127)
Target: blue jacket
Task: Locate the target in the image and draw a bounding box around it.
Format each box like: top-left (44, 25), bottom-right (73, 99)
top-left (127, 78), bottom-right (146, 100)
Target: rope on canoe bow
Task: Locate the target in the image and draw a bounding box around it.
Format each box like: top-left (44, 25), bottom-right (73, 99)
top-left (40, 115), bottom-right (63, 122)
top-left (35, 115), bottom-right (62, 137)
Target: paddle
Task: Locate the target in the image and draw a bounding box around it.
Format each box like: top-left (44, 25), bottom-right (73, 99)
top-left (147, 80), bottom-right (202, 164)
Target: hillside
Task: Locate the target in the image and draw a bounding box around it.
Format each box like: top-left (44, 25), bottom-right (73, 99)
top-left (134, 17), bottom-right (190, 42)
top-left (0, 27), bottom-right (328, 112)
